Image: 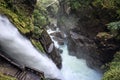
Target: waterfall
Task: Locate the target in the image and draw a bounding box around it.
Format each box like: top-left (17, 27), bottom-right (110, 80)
top-left (0, 15), bottom-right (64, 80)
top-left (47, 29), bottom-right (103, 80)
top-left (0, 14), bottom-right (103, 80)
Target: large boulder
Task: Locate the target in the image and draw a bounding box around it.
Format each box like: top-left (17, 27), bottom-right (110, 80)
top-left (39, 30), bottom-right (62, 69)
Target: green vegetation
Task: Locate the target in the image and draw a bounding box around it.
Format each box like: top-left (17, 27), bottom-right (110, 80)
top-left (0, 0), bottom-right (49, 52)
top-left (107, 21), bottom-right (120, 40)
top-left (102, 52), bottom-right (120, 80)
top-left (31, 39), bottom-right (45, 53)
top-left (0, 0), bottom-right (50, 79)
top-left (92, 1), bottom-right (120, 79)
top-left (32, 0), bottom-right (50, 51)
top-left (93, 0), bottom-right (120, 9)
top-left (33, 1), bottom-right (49, 28)
top-left (0, 0), bottom-right (34, 34)
top-left (0, 73), bottom-right (16, 80)
top-left (66, 0), bottom-right (120, 80)
top-left (0, 0), bottom-right (120, 80)
top-left (69, 0), bottom-right (92, 9)
top-left (38, 0), bottom-right (58, 7)
top-left (68, 0), bottom-right (120, 11)
top-left (33, 9), bottom-right (48, 28)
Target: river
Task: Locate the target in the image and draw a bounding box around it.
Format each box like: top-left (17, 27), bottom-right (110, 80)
top-left (47, 28), bottom-right (103, 80)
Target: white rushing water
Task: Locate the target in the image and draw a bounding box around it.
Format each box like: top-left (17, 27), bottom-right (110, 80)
top-left (0, 14), bottom-right (102, 80)
top-left (47, 29), bottom-right (103, 80)
top-left (0, 15), bottom-right (64, 80)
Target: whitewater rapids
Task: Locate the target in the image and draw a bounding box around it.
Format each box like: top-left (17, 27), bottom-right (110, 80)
top-left (47, 29), bottom-right (103, 80)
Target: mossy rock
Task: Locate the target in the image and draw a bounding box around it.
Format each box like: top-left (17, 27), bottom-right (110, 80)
top-left (0, 0), bottom-right (45, 52)
top-left (102, 52), bottom-right (120, 80)
top-left (102, 68), bottom-right (120, 80)
top-left (31, 39), bottom-right (45, 53)
top-left (0, 73), bottom-right (16, 80)
top-left (113, 51), bottom-right (120, 62)
top-left (96, 32), bottom-right (113, 40)
top-left (0, 1), bottom-right (34, 34)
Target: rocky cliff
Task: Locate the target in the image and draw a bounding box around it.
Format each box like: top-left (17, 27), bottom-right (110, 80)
top-left (57, 0), bottom-right (120, 79)
top-left (57, 0), bottom-right (120, 70)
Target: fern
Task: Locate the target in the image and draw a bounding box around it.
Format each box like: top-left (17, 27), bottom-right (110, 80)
top-left (107, 21), bottom-right (120, 30)
top-left (107, 21), bottom-right (120, 39)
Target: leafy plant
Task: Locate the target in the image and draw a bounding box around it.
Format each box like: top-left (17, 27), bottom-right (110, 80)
top-left (70, 1), bottom-right (81, 10)
top-left (33, 0), bottom-right (49, 28)
top-left (102, 52), bottom-right (120, 80)
top-left (102, 67), bottom-right (120, 80)
top-left (107, 21), bottom-right (120, 39)
top-left (69, 0), bottom-right (92, 10)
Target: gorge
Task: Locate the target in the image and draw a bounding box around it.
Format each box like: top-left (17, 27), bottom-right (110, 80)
top-left (47, 28), bottom-right (103, 80)
top-left (0, 14), bottom-right (102, 80)
top-left (0, 0), bottom-right (120, 80)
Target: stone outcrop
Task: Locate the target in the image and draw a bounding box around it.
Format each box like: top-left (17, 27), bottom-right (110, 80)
top-left (95, 32), bottom-right (120, 64)
top-left (57, 0), bottom-right (120, 70)
top-left (39, 30), bottom-right (62, 69)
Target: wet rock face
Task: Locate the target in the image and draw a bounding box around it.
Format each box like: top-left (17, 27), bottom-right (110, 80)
top-left (39, 30), bottom-right (62, 69)
top-left (95, 33), bottom-right (120, 64)
top-left (57, 1), bottom-right (116, 69)
top-left (67, 30), bottom-right (102, 69)
top-left (50, 31), bottom-right (66, 45)
top-left (50, 32), bottom-right (65, 39)
top-left (57, 4), bottom-right (105, 69)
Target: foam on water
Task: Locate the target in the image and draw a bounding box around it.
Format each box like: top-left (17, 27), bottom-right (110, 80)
top-left (47, 29), bottom-right (103, 80)
top-left (61, 45), bottom-right (102, 80)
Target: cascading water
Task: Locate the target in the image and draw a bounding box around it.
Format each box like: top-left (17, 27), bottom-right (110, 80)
top-left (0, 15), bottom-right (63, 80)
top-left (0, 14), bottom-right (103, 80)
top-left (47, 28), bottom-right (103, 80)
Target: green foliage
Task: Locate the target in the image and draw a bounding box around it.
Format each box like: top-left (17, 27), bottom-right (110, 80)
top-left (33, 9), bottom-right (48, 28)
top-left (93, 0), bottom-right (120, 18)
top-left (32, 27), bottom-right (43, 39)
top-left (38, 0), bottom-right (59, 8)
top-left (113, 52), bottom-right (120, 62)
top-left (107, 21), bottom-right (120, 39)
top-left (108, 21), bottom-right (120, 30)
top-left (33, 0), bottom-right (49, 28)
top-left (93, 0), bottom-right (115, 8)
top-left (102, 67), bottom-right (120, 80)
top-left (0, 1), bottom-right (34, 34)
top-left (31, 39), bottom-right (45, 53)
top-left (102, 52), bottom-right (120, 80)
top-left (69, 0), bottom-right (92, 10)
top-left (92, 0), bottom-right (120, 40)
top-left (32, 0), bottom-right (50, 52)
top-left (0, 0), bottom-right (45, 53)
top-left (70, 1), bottom-right (81, 10)
top-left (0, 73), bottom-right (16, 80)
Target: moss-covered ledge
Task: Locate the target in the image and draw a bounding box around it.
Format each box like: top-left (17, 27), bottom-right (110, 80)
top-left (0, 0), bottom-right (34, 34)
top-left (102, 52), bottom-right (120, 80)
top-left (0, 73), bottom-right (16, 80)
top-left (0, 0), bottom-right (45, 52)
